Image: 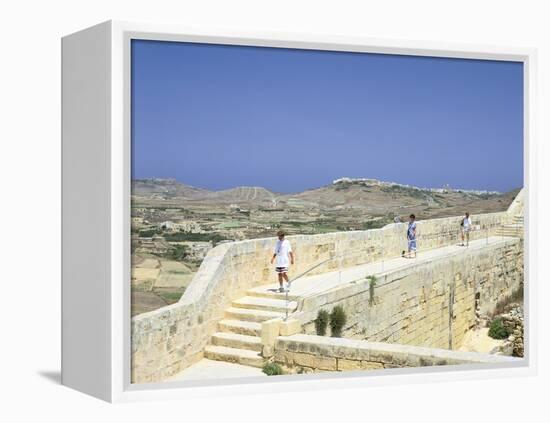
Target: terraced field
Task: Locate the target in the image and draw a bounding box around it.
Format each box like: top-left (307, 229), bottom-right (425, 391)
top-left (131, 254), bottom-right (195, 316)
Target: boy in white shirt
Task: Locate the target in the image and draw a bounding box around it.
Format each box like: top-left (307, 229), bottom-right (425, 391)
top-left (461, 212), bottom-right (472, 246)
top-left (271, 230), bottom-right (294, 292)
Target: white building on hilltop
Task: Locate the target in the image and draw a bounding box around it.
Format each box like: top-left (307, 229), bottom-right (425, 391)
top-left (159, 220), bottom-right (203, 233)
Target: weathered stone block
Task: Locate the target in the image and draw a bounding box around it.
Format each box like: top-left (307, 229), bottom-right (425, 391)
top-left (261, 318), bottom-right (281, 348)
top-left (291, 352), bottom-right (337, 370)
top-left (337, 359), bottom-right (384, 371)
top-left (280, 318), bottom-right (301, 336)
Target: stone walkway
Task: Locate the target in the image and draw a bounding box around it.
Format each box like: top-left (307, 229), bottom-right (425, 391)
top-left (166, 358), bottom-right (265, 382)
top-left (248, 236), bottom-right (515, 300)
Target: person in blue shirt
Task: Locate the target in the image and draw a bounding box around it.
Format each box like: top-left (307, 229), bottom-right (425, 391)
top-left (405, 214), bottom-right (417, 258)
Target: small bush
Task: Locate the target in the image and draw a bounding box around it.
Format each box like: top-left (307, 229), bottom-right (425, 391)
top-left (168, 244), bottom-right (189, 261)
top-left (156, 289), bottom-right (184, 304)
top-left (488, 318), bottom-right (510, 340)
top-left (329, 305), bottom-right (347, 337)
top-left (139, 228), bottom-right (162, 238)
top-left (262, 362), bottom-right (283, 376)
top-left (315, 309), bottom-right (330, 336)
top-left (163, 231), bottom-right (227, 245)
top-left (367, 275), bottom-right (377, 306)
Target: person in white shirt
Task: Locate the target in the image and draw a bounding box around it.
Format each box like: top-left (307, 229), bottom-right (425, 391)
top-left (270, 230), bottom-right (294, 292)
top-left (461, 212), bottom-right (472, 246)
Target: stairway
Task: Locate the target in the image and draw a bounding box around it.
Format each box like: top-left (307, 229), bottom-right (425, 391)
top-left (204, 288), bottom-right (298, 367)
top-left (495, 214), bottom-right (524, 238)
top-left (512, 214), bottom-right (524, 225)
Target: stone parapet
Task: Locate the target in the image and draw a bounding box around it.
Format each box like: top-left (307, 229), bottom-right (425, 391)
top-left (275, 334), bottom-right (520, 372)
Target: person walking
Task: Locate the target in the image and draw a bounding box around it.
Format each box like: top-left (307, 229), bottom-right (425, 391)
top-left (461, 212), bottom-right (472, 246)
top-left (270, 230), bottom-right (294, 292)
top-left (404, 214), bottom-right (417, 258)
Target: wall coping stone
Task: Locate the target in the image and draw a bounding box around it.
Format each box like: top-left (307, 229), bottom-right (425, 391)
top-left (276, 334), bottom-right (520, 364)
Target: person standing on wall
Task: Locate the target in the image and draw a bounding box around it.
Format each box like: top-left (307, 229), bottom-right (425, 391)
top-left (461, 212), bottom-right (472, 246)
top-left (403, 214), bottom-right (417, 258)
top-left (271, 230), bottom-right (294, 292)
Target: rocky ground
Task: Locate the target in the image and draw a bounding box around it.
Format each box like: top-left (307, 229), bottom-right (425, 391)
top-left (458, 328), bottom-right (507, 354)
top-left (468, 302), bottom-right (524, 357)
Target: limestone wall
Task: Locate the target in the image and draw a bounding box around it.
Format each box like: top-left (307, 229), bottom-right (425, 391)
top-left (506, 188), bottom-right (525, 222)
top-left (275, 334), bottom-right (519, 372)
top-left (297, 238), bottom-right (523, 350)
top-left (131, 208), bottom-right (513, 383)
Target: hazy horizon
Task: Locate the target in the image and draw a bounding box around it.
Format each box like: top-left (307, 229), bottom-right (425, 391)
top-left (132, 40), bottom-right (524, 193)
top-left (132, 175), bottom-right (520, 194)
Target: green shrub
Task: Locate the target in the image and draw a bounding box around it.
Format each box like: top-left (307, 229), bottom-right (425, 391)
top-left (262, 362), bottom-right (283, 376)
top-left (163, 231), bottom-right (227, 245)
top-left (168, 244), bottom-right (189, 261)
top-left (488, 318), bottom-right (509, 339)
top-left (156, 290), bottom-right (185, 304)
top-left (367, 275), bottom-right (377, 306)
top-left (139, 228), bottom-right (162, 238)
top-left (329, 305), bottom-right (347, 337)
top-left (363, 220), bottom-right (387, 230)
top-left (315, 309), bottom-right (330, 336)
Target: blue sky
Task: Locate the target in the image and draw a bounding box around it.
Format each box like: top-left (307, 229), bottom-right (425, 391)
top-left (131, 40), bottom-right (523, 193)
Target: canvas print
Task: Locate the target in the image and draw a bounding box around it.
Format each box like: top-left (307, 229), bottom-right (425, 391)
top-left (130, 40), bottom-right (524, 384)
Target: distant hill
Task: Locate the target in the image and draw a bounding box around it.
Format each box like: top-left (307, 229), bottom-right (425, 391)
top-left (131, 177), bottom-right (518, 216)
top-left (209, 186), bottom-right (277, 204)
top-left (132, 179), bottom-right (278, 205)
top-left (132, 178), bottom-right (209, 199)
top-left (280, 179), bottom-right (511, 215)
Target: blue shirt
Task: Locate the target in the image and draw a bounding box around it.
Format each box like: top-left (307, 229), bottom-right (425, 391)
top-left (407, 221), bottom-right (417, 239)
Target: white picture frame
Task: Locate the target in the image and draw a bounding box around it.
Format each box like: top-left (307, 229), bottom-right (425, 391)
top-left (61, 20), bottom-right (537, 403)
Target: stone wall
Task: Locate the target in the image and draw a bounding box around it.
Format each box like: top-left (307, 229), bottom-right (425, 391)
top-left (505, 188), bottom-right (525, 223)
top-left (131, 206), bottom-right (516, 383)
top-left (500, 306), bottom-right (524, 357)
top-left (297, 238), bottom-right (523, 350)
top-left (275, 334), bottom-right (519, 372)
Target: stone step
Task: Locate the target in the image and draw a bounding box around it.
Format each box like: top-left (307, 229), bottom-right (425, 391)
top-left (496, 232), bottom-right (522, 237)
top-left (204, 345), bottom-right (265, 368)
top-left (232, 296), bottom-right (298, 313)
top-left (225, 307), bottom-right (285, 323)
top-left (247, 286), bottom-right (300, 301)
top-left (211, 332), bottom-right (262, 352)
top-left (496, 228), bottom-right (522, 235)
top-left (217, 319), bottom-right (262, 337)
top-left (496, 224), bottom-right (523, 236)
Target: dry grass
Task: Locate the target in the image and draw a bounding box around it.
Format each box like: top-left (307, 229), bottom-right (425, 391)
top-left (490, 285), bottom-right (524, 318)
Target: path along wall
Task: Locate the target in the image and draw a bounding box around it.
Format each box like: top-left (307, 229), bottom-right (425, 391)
top-left (132, 200), bottom-right (519, 383)
top-left (296, 238), bottom-right (523, 350)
